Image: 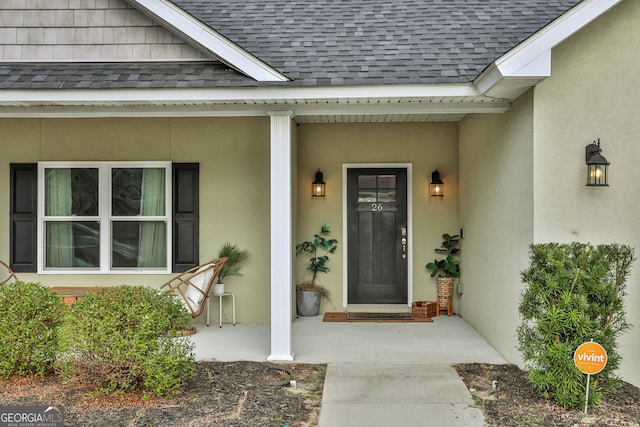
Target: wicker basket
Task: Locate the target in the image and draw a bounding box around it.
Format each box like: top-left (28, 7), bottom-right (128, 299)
top-left (436, 277), bottom-right (454, 307)
top-left (411, 301), bottom-right (437, 319)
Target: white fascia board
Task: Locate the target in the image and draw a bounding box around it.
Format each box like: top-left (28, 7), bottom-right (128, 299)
top-left (128, 0), bottom-right (288, 82)
top-left (495, 0), bottom-right (622, 77)
top-left (474, 64), bottom-right (504, 96)
top-left (0, 83), bottom-right (483, 104)
top-left (475, 0), bottom-right (622, 97)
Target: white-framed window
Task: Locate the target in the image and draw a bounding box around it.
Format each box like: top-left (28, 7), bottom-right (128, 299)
top-left (37, 161), bottom-right (172, 274)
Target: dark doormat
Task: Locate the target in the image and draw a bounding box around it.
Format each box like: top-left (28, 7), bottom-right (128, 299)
top-left (349, 312), bottom-right (412, 320)
top-left (322, 312), bottom-right (433, 323)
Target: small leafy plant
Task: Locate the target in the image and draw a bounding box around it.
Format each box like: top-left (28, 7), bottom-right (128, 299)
top-left (296, 224), bottom-right (338, 286)
top-left (216, 242), bottom-right (250, 284)
top-left (295, 224), bottom-right (338, 302)
top-left (426, 233), bottom-right (460, 278)
top-left (518, 242), bottom-right (634, 408)
top-left (0, 281), bottom-right (65, 377)
top-left (56, 285), bottom-right (196, 397)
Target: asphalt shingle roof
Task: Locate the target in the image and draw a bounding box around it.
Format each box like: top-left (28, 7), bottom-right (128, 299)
top-left (0, 62), bottom-right (255, 89)
top-left (0, 0), bottom-right (583, 89)
top-left (171, 0), bottom-right (582, 85)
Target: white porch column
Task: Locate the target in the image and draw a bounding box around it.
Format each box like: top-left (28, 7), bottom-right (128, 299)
top-left (267, 111), bottom-right (295, 361)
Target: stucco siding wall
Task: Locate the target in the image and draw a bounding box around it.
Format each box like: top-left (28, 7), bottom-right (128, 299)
top-left (296, 122), bottom-right (459, 312)
top-left (0, 116), bottom-right (271, 323)
top-left (533, 0), bottom-right (640, 386)
top-left (458, 92), bottom-right (534, 366)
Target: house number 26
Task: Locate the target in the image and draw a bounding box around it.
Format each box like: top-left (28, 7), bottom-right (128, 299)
top-left (371, 203), bottom-right (384, 212)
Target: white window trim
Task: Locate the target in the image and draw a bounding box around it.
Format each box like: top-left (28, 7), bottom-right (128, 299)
top-left (37, 161), bottom-right (172, 274)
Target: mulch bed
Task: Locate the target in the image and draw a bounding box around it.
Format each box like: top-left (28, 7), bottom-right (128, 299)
top-left (3, 361), bottom-right (639, 426)
top-left (454, 363), bottom-right (640, 427)
top-left (0, 361), bottom-right (326, 427)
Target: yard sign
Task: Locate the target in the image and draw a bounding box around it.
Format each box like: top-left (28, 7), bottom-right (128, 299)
top-left (574, 341), bottom-right (607, 415)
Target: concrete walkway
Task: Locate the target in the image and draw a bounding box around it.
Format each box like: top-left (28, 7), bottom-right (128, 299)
top-left (319, 363), bottom-right (483, 426)
top-left (189, 314), bottom-right (507, 426)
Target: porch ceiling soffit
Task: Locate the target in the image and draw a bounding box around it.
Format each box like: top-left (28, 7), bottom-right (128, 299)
top-left (124, 0), bottom-right (289, 82)
top-left (476, 0), bottom-right (623, 99)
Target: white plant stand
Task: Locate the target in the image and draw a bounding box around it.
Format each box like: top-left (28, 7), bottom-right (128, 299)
top-left (207, 292), bottom-right (236, 328)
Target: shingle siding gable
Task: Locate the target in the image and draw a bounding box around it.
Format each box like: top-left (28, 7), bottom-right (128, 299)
top-left (0, 0), bottom-right (205, 61)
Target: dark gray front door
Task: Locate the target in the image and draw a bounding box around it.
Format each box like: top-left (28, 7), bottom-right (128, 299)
top-left (347, 168), bottom-right (408, 304)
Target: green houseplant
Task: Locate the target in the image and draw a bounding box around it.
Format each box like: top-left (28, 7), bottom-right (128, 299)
top-left (214, 242), bottom-right (249, 294)
top-left (425, 233), bottom-right (460, 278)
top-left (295, 224), bottom-right (338, 316)
top-left (425, 233), bottom-right (460, 315)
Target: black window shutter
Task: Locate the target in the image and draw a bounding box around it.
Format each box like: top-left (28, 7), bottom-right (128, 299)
top-left (10, 163), bottom-right (37, 272)
top-left (172, 163), bottom-right (199, 272)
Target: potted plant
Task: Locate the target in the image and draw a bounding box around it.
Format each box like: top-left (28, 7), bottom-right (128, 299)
top-left (295, 224), bottom-right (338, 316)
top-left (214, 242), bottom-right (249, 294)
top-left (425, 233), bottom-right (460, 315)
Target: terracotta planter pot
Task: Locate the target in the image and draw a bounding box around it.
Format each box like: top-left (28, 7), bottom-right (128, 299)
top-left (436, 277), bottom-right (454, 307)
top-left (181, 326), bottom-right (197, 336)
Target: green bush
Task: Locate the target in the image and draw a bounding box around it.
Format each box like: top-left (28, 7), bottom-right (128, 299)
top-left (0, 281), bottom-right (65, 377)
top-left (518, 243), bottom-right (634, 408)
top-left (56, 285), bottom-right (196, 397)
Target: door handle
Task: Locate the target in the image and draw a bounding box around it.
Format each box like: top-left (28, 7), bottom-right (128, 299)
top-left (401, 227), bottom-right (407, 259)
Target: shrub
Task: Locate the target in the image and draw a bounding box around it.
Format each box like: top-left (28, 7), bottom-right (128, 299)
top-left (56, 285), bottom-right (196, 397)
top-left (0, 281), bottom-right (65, 377)
top-left (517, 243), bottom-right (634, 408)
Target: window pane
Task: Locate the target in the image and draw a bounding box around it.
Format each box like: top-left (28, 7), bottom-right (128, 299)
top-left (112, 221), bottom-right (167, 268)
top-left (45, 168), bottom-right (98, 216)
top-left (112, 168), bottom-right (165, 216)
top-left (45, 221), bottom-right (99, 268)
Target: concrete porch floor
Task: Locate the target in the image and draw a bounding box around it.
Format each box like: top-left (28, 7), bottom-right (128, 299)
top-left (188, 314), bottom-right (509, 426)
top-left (189, 313), bottom-right (508, 365)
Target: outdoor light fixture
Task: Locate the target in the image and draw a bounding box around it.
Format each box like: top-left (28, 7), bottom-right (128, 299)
top-left (312, 169), bottom-right (326, 197)
top-left (430, 169), bottom-right (444, 197)
top-left (585, 139), bottom-right (609, 187)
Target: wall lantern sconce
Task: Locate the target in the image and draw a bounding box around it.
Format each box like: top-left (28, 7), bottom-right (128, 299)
top-left (430, 169), bottom-right (444, 197)
top-left (312, 169), bottom-right (326, 198)
top-left (585, 139), bottom-right (609, 187)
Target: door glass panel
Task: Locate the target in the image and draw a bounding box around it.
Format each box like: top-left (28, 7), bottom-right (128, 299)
top-left (358, 175), bottom-right (377, 188)
top-left (357, 174), bottom-right (397, 202)
top-left (377, 190), bottom-right (396, 202)
top-left (358, 191), bottom-right (377, 203)
top-left (378, 175), bottom-right (396, 188)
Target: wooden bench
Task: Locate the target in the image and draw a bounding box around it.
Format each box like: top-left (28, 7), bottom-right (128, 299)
top-left (51, 286), bottom-right (104, 305)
